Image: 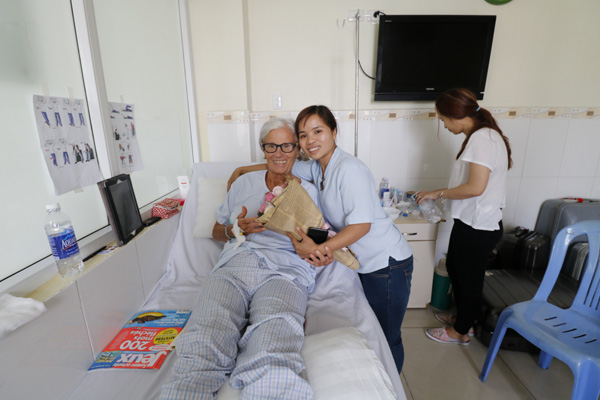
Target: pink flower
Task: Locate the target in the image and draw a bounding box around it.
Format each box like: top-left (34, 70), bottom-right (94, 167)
top-left (257, 181), bottom-right (289, 217)
top-left (264, 192), bottom-right (276, 203)
top-left (272, 185), bottom-right (284, 196)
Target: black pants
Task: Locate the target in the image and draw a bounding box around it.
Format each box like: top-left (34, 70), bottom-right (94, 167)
top-left (446, 218), bottom-right (503, 335)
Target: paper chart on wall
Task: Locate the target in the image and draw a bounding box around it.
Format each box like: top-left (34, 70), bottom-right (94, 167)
top-left (33, 95), bottom-right (104, 195)
top-left (109, 102), bottom-right (144, 174)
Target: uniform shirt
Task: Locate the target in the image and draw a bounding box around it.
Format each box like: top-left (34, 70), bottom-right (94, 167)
top-left (214, 170), bottom-right (317, 291)
top-left (293, 147), bottom-right (412, 274)
top-left (447, 127), bottom-right (508, 231)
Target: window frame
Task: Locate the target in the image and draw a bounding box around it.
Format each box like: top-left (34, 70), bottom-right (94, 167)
top-left (0, 0), bottom-right (198, 296)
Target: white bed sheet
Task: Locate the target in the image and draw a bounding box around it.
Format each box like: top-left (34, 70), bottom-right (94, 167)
top-left (66, 162), bottom-right (406, 400)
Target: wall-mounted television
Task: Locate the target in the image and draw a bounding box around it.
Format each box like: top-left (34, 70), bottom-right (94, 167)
top-left (374, 15), bottom-right (496, 101)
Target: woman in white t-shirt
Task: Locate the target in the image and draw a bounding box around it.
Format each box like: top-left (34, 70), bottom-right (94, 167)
top-left (416, 88), bottom-right (513, 345)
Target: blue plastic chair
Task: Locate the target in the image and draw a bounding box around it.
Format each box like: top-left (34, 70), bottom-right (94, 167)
top-left (479, 220), bottom-right (600, 400)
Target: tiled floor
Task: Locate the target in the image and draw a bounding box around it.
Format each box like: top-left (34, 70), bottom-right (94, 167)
top-left (400, 308), bottom-right (574, 400)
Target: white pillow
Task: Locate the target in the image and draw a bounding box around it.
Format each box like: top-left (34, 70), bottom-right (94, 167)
top-left (302, 327), bottom-right (396, 400)
top-left (193, 177), bottom-right (228, 238)
top-left (216, 327), bottom-right (396, 400)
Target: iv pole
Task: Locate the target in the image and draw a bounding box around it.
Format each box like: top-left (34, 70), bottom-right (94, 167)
top-left (353, 10), bottom-right (360, 157)
top-left (339, 10), bottom-right (376, 157)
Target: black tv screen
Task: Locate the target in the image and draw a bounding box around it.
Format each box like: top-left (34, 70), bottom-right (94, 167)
top-left (375, 15), bottom-right (496, 101)
top-left (98, 174), bottom-right (144, 246)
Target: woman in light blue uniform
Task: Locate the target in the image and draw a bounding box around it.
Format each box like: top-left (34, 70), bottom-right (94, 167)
top-left (290, 105), bottom-right (413, 373)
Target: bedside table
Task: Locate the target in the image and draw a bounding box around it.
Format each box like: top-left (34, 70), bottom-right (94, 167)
top-left (395, 215), bottom-right (439, 308)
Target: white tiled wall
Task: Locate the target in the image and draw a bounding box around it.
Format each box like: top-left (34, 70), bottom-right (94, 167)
top-left (0, 215), bottom-right (179, 399)
top-left (206, 107), bottom-right (600, 261)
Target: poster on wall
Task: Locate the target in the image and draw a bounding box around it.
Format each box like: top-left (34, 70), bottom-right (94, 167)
top-left (33, 95), bottom-right (104, 195)
top-left (109, 102), bottom-right (144, 174)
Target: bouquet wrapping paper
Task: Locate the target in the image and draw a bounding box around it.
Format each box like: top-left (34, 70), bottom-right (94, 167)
top-left (257, 179), bottom-right (359, 270)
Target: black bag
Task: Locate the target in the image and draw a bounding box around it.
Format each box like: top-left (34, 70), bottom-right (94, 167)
top-left (492, 226), bottom-right (530, 269)
top-left (519, 231), bottom-right (551, 270)
top-left (492, 227), bottom-right (550, 270)
top-left (562, 242), bottom-right (589, 281)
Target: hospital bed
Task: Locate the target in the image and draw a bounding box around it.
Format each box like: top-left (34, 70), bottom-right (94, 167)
top-left (67, 162), bottom-right (406, 400)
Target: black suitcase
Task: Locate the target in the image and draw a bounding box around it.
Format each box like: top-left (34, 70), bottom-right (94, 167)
top-left (492, 226), bottom-right (530, 269)
top-left (562, 242), bottom-right (589, 281)
top-left (477, 269), bottom-right (578, 352)
top-left (492, 228), bottom-right (550, 270)
top-left (519, 231), bottom-right (551, 270)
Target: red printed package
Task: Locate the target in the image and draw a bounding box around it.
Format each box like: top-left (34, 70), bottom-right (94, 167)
top-left (151, 198), bottom-right (181, 219)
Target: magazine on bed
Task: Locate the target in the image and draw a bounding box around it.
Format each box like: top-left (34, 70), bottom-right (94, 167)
top-left (89, 309), bottom-right (192, 371)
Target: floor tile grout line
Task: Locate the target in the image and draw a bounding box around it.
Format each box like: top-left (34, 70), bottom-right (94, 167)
top-left (496, 351), bottom-right (538, 399)
top-left (402, 324), bottom-right (535, 400)
top-left (399, 371), bottom-right (415, 400)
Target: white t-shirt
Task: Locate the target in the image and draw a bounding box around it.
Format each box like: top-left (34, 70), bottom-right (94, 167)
top-left (447, 128), bottom-right (508, 231)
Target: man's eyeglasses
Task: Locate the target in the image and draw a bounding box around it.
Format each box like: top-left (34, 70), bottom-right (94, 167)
top-left (261, 142), bottom-right (297, 153)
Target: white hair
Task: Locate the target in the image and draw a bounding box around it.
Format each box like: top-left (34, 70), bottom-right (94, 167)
top-left (259, 117), bottom-right (295, 144)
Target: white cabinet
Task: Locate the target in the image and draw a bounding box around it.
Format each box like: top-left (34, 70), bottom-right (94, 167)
top-left (395, 217), bottom-right (438, 308)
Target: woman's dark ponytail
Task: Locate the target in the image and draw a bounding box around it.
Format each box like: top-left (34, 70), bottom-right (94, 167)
top-left (436, 88), bottom-right (512, 169)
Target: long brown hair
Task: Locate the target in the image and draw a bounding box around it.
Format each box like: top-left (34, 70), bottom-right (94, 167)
top-left (294, 105), bottom-right (337, 138)
top-left (436, 88), bottom-right (512, 169)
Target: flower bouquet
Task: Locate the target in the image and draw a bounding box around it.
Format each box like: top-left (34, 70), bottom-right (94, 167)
top-left (256, 178), bottom-right (359, 270)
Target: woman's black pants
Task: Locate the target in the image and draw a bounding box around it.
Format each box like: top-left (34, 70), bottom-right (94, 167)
top-left (446, 218), bottom-right (503, 335)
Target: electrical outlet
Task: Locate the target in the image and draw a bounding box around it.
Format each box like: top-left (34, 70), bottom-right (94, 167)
top-left (272, 93), bottom-right (282, 110)
top-left (571, 107), bottom-right (587, 113)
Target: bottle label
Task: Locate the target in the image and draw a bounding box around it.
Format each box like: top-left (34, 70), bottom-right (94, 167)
top-left (48, 228), bottom-right (80, 260)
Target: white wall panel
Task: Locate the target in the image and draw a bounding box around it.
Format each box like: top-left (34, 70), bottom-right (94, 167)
top-left (0, 284), bottom-right (91, 399)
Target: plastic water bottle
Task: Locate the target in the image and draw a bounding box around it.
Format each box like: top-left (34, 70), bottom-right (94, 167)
top-left (45, 203), bottom-right (84, 277)
top-left (419, 199), bottom-right (442, 224)
top-left (393, 189), bottom-right (404, 205)
top-left (379, 177), bottom-right (391, 202)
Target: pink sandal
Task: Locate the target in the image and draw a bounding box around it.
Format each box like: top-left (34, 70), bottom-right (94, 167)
top-left (425, 327), bottom-right (470, 345)
top-left (434, 313), bottom-right (475, 336)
